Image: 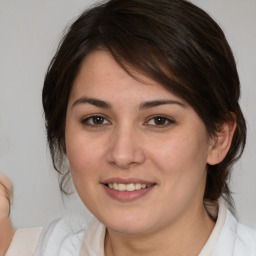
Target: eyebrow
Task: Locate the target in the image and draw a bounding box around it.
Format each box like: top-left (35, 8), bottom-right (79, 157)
top-left (139, 99), bottom-right (186, 109)
top-left (71, 97), bottom-right (111, 109)
top-left (71, 97), bottom-right (185, 110)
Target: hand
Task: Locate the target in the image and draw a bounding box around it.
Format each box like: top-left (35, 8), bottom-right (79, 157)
top-left (0, 175), bottom-right (14, 256)
top-left (0, 175), bottom-right (13, 219)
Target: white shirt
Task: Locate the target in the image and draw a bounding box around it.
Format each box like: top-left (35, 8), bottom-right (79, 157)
top-left (6, 201), bottom-right (256, 255)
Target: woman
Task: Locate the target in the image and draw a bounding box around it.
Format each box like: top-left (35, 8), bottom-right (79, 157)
top-left (2, 0), bottom-right (256, 255)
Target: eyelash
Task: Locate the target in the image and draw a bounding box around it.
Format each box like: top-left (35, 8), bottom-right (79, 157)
top-left (144, 115), bottom-right (175, 128)
top-left (81, 115), bottom-right (111, 127)
top-left (81, 115), bottom-right (175, 128)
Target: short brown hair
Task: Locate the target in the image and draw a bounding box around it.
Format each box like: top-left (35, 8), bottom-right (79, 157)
top-left (43, 0), bottom-right (246, 208)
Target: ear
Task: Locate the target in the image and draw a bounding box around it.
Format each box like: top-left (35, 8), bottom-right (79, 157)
top-left (207, 117), bottom-right (237, 165)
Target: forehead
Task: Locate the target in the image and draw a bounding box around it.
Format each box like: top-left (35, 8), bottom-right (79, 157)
top-left (70, 50), bottom-right (186, 105)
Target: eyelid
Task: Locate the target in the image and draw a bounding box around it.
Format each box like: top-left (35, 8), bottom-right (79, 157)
top-left (144, 115), bottom-right (175, 127)
top-left (81, 114), bottom-right (111, 127)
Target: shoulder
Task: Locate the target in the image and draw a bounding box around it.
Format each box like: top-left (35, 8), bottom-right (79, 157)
top-left (212, 203), bottom-right (256, 256)
top-left (34, 214), bottom-right (91, 256)
top-left (234, 221), bottom-right (256, 254)
top-left (220, 209), bottom-right (256, 255)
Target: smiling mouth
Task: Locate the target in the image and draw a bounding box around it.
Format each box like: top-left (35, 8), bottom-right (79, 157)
top-left (106, 183), bottom-right (153, 192)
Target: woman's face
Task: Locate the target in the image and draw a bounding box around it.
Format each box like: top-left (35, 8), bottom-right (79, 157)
top-left (65, 50), bottom-right (215, 235)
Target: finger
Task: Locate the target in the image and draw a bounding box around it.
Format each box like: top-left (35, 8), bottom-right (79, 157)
top-left (0, 175), bottom-right (13, 216)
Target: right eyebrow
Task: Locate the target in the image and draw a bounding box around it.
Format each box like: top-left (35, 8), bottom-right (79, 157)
top-left (71, 97), bottom-right (111, 109)
top-left (139, 99), bottom-right (186, 109)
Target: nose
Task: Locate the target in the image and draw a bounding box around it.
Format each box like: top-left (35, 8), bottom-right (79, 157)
top-left (107, 125), bottom-right (146, 169)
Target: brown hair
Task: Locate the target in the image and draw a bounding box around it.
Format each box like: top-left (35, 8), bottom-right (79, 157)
top-left (43, 0), bottom-right (246, 208)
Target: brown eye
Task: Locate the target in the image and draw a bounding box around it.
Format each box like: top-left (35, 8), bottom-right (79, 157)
top-left (92, 116), bottom-right (104, 124)
top-left (82, 115), bottom-right (110, 127)
top-left (146, 116), bottom-right (174, 127)
top-left (154, 117), bottom-right (167, 126)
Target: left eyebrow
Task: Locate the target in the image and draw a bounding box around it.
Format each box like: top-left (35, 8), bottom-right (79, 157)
top-left (139, 100), bottom-right (186, 110)
top-left (71, 97), bottom-right (111, 109)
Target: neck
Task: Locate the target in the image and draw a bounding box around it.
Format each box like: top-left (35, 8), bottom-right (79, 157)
top-left (104, 203), bottom-right (215, 256)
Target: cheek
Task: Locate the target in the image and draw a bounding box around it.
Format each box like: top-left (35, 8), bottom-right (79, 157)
top-left (66, 138), bottom-right (103, 175)
top-left (150, 132), bottom-right (209, 187)
top-left (152, 135), bottom-right (206, 167)
top-left (65, 127), bottom-right (103, 186)
top-left (65, 134), bottom-right (105, 206)
top-left (65, 120), bottom-right (105, 166)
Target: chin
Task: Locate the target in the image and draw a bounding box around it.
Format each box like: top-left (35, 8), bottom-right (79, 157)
top-left (100, 213), bottom-right (158, 235)
top-left (108, 223), bottom-right (151, 235)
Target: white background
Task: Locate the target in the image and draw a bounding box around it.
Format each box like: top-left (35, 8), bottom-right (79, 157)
top-left (0, 0), bottom-right (255, 229)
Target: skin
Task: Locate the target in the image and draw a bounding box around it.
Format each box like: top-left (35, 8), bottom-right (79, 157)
top-left (0, 175), bottom-right (15, 256)
top-left (65, 50), bottom-right (235, 256)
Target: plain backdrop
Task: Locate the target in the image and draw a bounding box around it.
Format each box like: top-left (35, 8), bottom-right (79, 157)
top-left (0, 0), bottom-right (255, 229)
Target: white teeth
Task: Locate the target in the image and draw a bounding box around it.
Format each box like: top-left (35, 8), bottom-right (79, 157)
top-left (135, 183), bottom-right (142, 190)
top-left (119, 184), bottom-right (126, 191)
top-left (126, 183), bottom-right (135, 191)
top-left (108, 183), bottom-right (151, 191)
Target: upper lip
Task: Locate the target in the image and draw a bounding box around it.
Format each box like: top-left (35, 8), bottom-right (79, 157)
top-left (101, 177), bottom-right (155, 185)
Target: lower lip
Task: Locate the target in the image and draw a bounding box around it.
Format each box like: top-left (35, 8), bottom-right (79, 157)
top-left (102, 184), bottom-right (155, 202)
